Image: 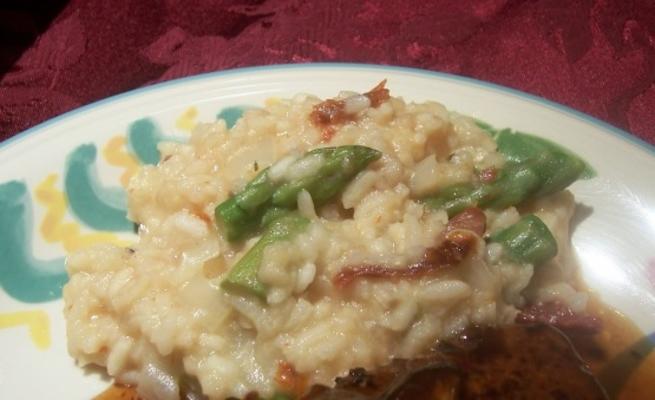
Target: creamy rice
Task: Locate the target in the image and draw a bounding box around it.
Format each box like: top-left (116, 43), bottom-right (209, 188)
top-left (64, 87), bottom-right (584, 399)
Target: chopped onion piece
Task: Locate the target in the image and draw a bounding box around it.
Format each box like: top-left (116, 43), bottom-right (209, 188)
top-left (343, 94), bottom-right (371, 114)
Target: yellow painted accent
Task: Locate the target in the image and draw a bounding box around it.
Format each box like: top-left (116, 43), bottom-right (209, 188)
top-left (0, 310), bottom-right (51, 350)
top-left (265, 97), bottom-right (281, 106)
top-left (34, 174), bottom-right (130, 253)
top-left (103, 136), bottom-right (139, 187)
top-left (175, 106), bottom-right (198, 132)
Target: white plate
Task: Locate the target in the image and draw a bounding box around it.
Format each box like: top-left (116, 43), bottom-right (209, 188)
top-left (1, 63), bottom-right (654, 399)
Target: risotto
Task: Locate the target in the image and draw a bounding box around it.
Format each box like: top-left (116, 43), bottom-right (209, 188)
top-left (64, 82), bottom-right (589, 399)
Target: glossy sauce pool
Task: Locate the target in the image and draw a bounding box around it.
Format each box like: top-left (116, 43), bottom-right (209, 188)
top-left (94, 296), bottom-right (655, 400)
top-left (580, 296), bottom-right (655, 399)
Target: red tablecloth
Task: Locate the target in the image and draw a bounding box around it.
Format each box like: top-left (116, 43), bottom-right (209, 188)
top-left (1, 0), bottom-right (654, 147)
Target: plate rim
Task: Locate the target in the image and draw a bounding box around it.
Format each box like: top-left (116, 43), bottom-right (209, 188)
top-left (2, 62), bottom-right (654, 157)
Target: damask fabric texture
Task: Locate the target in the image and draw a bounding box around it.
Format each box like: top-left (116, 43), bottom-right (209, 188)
top-left (0, 0), bottom-right (654, 146)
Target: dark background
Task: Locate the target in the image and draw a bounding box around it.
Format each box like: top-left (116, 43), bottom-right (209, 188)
top-left (1, 0), bottom-right (654, 146)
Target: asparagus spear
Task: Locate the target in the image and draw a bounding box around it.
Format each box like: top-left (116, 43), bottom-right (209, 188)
top-left (423, 130), bottom-right (588, 216)
top-left (423, 183), bottom-right (494, 216)
top-left (215, 145), bottom-right (381, 241)
top-left (480, 162), bottom-right (541, 209)
top-left (221, 213), bottom-right (310, 299)
top-left (494, 129), bottom-right (591, 195)
top-left (495, 129), bottom-right (582, 166)
top-left (490, 214), bottom-right (558, 265)
top-left (270, 145), bottom-right (381, 207)
top-left (215, 169), bottom-right (277, 240)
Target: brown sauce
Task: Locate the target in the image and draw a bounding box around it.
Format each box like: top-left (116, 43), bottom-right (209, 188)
top-left (304, 324), bottom-right (608, 400)
top-left (95, 296), bottom-right (654, 400)
top-left (580, 295), bottom-right (655, 400)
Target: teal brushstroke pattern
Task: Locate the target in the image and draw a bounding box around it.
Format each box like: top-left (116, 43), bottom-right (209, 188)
top-left (217, 106), bottom-right (248, 129)
top-left (128, 118), bottom-right (186, 164)
top-left (128, 118), bottom-right (163, 165)
top-left (0, 181), bottom-right (67, 303)
top-left (65, 144), bottom-right (133, 232)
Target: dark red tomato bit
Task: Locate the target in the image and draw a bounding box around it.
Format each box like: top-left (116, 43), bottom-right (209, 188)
top-left (446, 207), bottom-right (486, 237)
top-left (310, 99), bottom-right (350, 127)
top-left (334, 230), bottom-right (477, 288)
top-left (364, 80), bottom-right (390, 108)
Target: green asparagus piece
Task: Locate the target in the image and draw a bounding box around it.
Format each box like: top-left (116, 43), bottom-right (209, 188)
top-left (494, 129), bottom-right (594, 180)
top-left (260, 207), bottom-right (293, 227)
top-left (422, 129), bottom-right (590, 216)
top-left (271, 146), bottom-right (381, 207)
top-left (531, 149), bottom-right (587, 197)
top-left (480, 163), bottom-right (541, 209)
top-left (490, 214), bottom-right (558, 265)
top-left (221, 213), bottom-right (310, 299)
top-left (489, 131), bottom-right (587, 203)
top-left (474, 120), bottom-right (501, 136)
top-left (234, 168), bottom-right (277, 212)
top-left (422, 183), bottom-right (475, 216)
top-left (214, 198), bottom-right (260, 241)
top-left (215, 169), bottom-right (277, 241)
top-left (215, 145), bottom-right (381, 241)
top-left (423, 183), bottom-right (499, 216)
